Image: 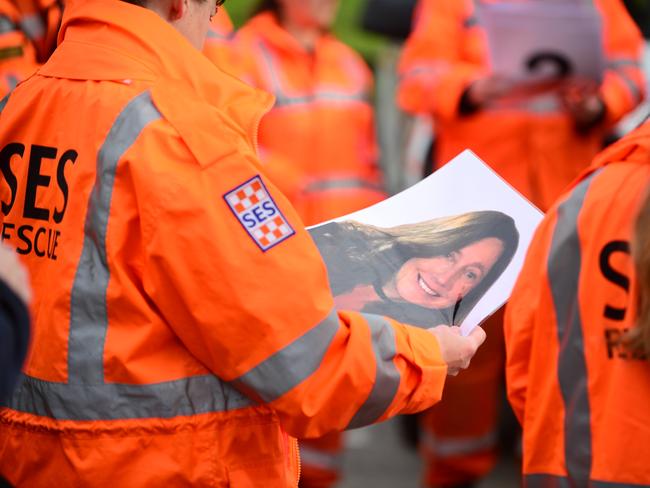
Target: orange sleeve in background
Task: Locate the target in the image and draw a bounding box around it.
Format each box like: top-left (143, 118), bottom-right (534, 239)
top-left (397, 0), bottom-right (482, 120)
top-left (598, 0), bottom-right (646, 125)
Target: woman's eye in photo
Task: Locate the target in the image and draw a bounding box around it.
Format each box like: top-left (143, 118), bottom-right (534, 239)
top-left (464, 269), bottom-right (479, 281)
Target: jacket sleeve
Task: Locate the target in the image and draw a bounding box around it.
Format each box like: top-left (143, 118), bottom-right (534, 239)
top-left (598, 0), bottom-right (646, 125)
top-left (136, 119), bottom-right (448, 439)
top-left (504, 213), bottom-right (557, 425)
top-left (397, 0), bottom-right (482, 121)
top-left (0, 278), bottom-right (30, 401)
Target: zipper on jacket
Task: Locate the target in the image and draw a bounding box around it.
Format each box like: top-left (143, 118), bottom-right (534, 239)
top-left (293, 436), bottom-right (301, 487)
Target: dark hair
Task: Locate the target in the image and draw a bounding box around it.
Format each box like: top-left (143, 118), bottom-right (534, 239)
top-left (310, 211), bottom-right (520, 326)
top-left (627, 187), bottom-right (650, 355)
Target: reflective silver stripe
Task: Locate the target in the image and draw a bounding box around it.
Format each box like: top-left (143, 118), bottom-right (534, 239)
top-left (547, 171), bottom-right (600, 483)
top-left (258, 40), bottom-right (368, 109)
top-left (298, 445), bottom-right (343, 472)
top-left (0, 15), bottom-right (17, 34)
top-left (303, 178), bottom-right (384, 194)
top-left (0, 92), bottom-right (11, 114)
top-left (399, 62), bottom-right (450, 83)
top-left (273, 91), bottom-right (368, 108)
top-left (206, 28), bottom-right (232, 41)
top-left (232, 310), bottom-right (340, 403)
top-left (612, 69), bottom-right (643, 104)
top-left (18, 13), bottom-right (44, 41)
top-left (484, 94), bottom-right (563, 115)
top-left (463, 15), bottom-right (479, 28)
top-left (347, 314), bottom-right (399, 429)
top-left (68, 91), bottom-right (161, 384)
top-left (421, 428), bottom-right (498, 458)
top-left (4, 373), bottom-right (254, 420)
top-left (6, 74), bottom-right (18, 91)
top-left (525, 474), bottom-right (650, 488)
top-left (607, 58), bottom-right (642, 70)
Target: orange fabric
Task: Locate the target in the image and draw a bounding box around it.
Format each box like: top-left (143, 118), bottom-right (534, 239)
top-left (0, 1), bottom-right (450, 486)
top-left (419, 309), bottom-right (505, 487)
top-left (505, 121), bottom-right (650, 484)
top-left (203, 6), bottom-right (234, 72)
top-left (298, 432), bottom-right (343, 488)
top-left (0, 0), bottom-right (61, 97)
top-left (398, 0), bottom-right (645, 211)
top-left (232, 12), bottom-right (385, 226)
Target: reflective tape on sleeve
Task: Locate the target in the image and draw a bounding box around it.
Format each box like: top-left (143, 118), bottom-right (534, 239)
top-left (231, 310), bottom-right (340, 403)
top-left (346, 314), bottom-right (400, 430)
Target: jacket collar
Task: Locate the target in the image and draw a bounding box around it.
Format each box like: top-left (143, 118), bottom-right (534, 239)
top-left (39, 0), bottom-right (273, 141)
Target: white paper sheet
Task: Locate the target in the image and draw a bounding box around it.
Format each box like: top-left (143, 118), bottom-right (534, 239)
top-left (479, 1), bottom-right (605, 83)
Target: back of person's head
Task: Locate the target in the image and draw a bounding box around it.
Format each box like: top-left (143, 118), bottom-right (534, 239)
top-left (630, 187), bottom-right (650, 356)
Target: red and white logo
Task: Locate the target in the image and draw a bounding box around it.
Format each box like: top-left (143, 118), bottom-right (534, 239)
top-left (224, 176), bottom-right (295, 251)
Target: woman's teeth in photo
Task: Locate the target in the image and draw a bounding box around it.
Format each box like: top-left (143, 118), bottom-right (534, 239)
top-left (418, 273), bottom-right (440, 297)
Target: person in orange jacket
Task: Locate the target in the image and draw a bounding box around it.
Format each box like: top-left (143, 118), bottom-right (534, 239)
top-left (0, 0), bottom-right (61, 97)
top-left (398, 0), bottom-right (645, 213)
top-left (505, 119), bottom-right (650, 486)
top-left (0, 0), bottom-right (487, 486)
top-left (230, 0), bottom-right (386, 227)
top-left (397, 2), bottom-right (645, 486)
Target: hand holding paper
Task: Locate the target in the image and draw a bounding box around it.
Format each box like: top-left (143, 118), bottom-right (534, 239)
top-left (428, 325), bottom-right (487, 376)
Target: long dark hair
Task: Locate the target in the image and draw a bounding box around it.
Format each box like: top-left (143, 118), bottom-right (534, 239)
top-left (310, 211), bottom-right (520, 326)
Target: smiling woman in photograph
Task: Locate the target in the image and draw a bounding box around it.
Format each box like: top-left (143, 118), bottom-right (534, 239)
top-left (310, 210), bottom-right (519, 327)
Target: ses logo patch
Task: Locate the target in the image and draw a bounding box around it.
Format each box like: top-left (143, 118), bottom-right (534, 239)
top-left (224, 176), bottom-right (295, 251)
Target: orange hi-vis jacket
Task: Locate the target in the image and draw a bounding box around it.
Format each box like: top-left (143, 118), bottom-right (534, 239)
top-left (0, 1), bottom-right (449, 486)
top-left (505, 120), bottom-right (650, 486)
top-left (203, 6), bottom-right (234, 71)
top-left (0, 0), bottom-right (61, 96)
top-left (398, 0), bottom-right (645, 211)
top-left (232, 13), bottom-right (385, 226)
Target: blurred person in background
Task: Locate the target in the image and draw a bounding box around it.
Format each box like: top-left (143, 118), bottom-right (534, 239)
top-left (231, 0), bottom-right (386, 228)
top-left (231, 1), bottom-right (388, 486)
top-left (0, 0), bottom-right (62, 97)
top-left (0, 245), bottom-right (30, 488)
top-left (396, 1), bottom-right (645, 487)
top-left (505, 119), bottom-right (650, 487)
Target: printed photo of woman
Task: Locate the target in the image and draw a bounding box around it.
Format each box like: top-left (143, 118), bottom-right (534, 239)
top-left (309, 210), bottom-right (519, 328)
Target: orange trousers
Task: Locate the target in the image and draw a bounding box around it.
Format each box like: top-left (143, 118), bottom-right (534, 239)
top-left (299, 432), bottom-right (343, 488)
top-left (419, 310), bottom-right (505, 487)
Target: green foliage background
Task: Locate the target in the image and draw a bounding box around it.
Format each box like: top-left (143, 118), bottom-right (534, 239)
top-left (225, 0), bottom-right (388, 64)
